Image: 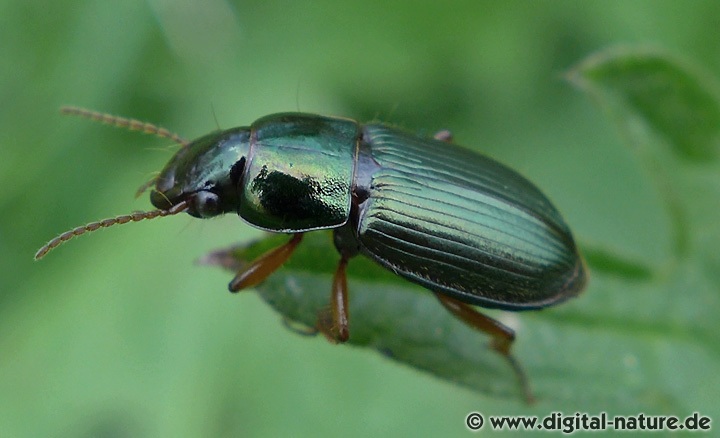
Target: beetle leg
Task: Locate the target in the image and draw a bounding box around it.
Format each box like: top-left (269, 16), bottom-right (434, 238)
top-left (433, 129), bottom-right (453, 142)
top-left (434, 293), bottom-right (534, 403)
top-left (331, 256), bottom-right (351, 341)
top-left (434, 293), bottom-right (515, 353)
top-left (228, 233), bottom-right (304, 292)
top-left (317, 255), bottom-right (350, 343)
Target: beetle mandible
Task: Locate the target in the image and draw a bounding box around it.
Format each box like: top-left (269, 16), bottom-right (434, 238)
top-left (37, 107), bottom-right (587, 401)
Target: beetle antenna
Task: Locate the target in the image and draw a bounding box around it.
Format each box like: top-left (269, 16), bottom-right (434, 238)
top-left (34, 200), bottom-right (189, 260)
top-left (60, 106), bottom-right (189, 146)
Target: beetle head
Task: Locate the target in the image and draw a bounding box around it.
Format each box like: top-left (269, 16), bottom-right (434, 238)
top-left (150, 127), bottom-right (251, 219)
top-left (35, 116), bottom-right (252, 260)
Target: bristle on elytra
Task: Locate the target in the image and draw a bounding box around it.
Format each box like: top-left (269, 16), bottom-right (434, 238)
top-left (60, 106), bottom-right (189, 146)
top-left (34, 200), bottom-right (188, 260)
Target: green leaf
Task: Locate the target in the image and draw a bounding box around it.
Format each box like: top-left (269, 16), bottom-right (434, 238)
top-left (567, 47), bottom-right (719, 410)
top-left (567, 46), bottom-right (720, 161)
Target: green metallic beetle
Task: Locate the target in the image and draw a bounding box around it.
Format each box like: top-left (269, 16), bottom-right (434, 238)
top-left (37, 108), bottom-right (587, 400)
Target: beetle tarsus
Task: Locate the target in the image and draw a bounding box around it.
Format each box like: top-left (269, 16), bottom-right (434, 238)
top-left (316, 307), bottom-right (339, 344)
top-left (315, 255), bottom-right (352, 343)
top-left (434, 293), bottom-right (534, 403)
top-left (315, 256), bottom-right (351, 342)
top-left (228, 233), bottom-right (303, 291)
top-left (504, 351), bottom-right (536, 404)
top-left (330, 256), bottom-right (350, 342)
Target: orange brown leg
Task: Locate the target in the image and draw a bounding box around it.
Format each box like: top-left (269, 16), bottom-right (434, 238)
top-left (228, 233), bottom-right (303, 292)
top-left (317, 256), bottom-right (350, 343)
top-left (434, 293), bottom-right (534, 403)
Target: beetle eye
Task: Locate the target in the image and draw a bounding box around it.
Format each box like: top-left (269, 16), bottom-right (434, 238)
top-left (191, 191), bottom-right (221, 218)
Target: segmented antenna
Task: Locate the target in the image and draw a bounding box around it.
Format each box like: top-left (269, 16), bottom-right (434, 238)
top-left (61, 106), bottom-right (191, 198)
top-left (34, 200), bottom-right (189, 260)
top-left (60, 106), bottom-right (189, 146)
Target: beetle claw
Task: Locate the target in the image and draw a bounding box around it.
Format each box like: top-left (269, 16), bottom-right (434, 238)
top-left (434, 293), bottom-right (534, 403)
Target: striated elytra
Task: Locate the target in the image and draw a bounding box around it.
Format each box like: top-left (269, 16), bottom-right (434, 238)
top-left (149, 113), bottom-right (586, 307)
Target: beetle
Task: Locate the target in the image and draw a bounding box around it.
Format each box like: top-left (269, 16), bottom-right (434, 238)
top-left (37, 107), bottom-right (587, 401)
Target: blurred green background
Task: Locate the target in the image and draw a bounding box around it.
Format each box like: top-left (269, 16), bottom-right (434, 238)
top-left (2, 0), bottom-right (719, 436)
